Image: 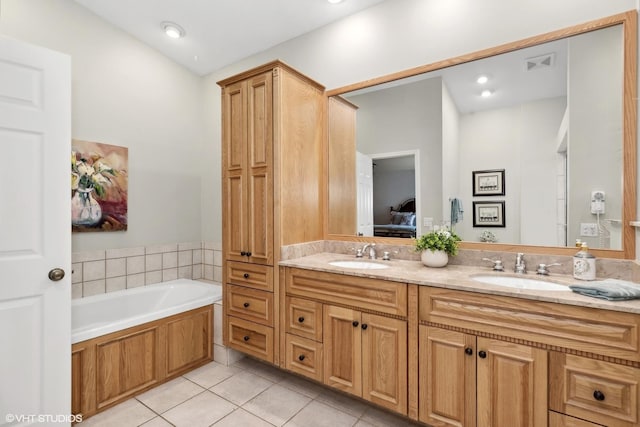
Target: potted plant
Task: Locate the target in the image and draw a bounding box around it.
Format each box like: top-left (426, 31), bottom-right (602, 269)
top-left (414, 228), bottom-right (461, 267)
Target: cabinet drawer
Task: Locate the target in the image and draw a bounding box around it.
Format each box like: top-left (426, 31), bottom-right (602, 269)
top-left (227, 317), bottom-right (274, 363)
top-left (285, 334), bottom-right (323, 382)
top-left (226, 261), bottom-right (273, 291)
top-left (226, 285), bottom-right (273, 326)
top-left (285, 268), bottom-right (407, 316)
top-left (550, 352), bottom-right (640, 427)
top-left (549, 412), bottom-right (604, 427)
top-left (419, 287), bottom-right (640, 362)
top-left (286, 297), bottom-right (322, 341)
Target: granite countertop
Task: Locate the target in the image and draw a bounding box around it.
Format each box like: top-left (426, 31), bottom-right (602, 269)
top-left (279, 252), bottom-right (640, 315)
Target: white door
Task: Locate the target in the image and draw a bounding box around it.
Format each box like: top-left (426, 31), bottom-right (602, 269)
top-left (0, 37), bottom-right (71, 425)
top-left (356, 151), bottom-right (374, 236)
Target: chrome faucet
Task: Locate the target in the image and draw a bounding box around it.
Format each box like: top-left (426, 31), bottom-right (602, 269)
top-left (359, 243), bottom-right (377, 260)
top-left (536, 263), bottom-right (562, 275)
top-left (514, 253), bottom-right (526, 274)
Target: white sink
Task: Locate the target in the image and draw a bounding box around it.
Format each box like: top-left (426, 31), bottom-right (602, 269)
top-left (329, 260), bottom-right (390, 270)
top-left (471, 275), bottom-right (569, 291)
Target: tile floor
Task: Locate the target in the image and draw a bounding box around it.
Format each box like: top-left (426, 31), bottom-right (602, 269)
top-left (80, 357), bottom-right (422, 427)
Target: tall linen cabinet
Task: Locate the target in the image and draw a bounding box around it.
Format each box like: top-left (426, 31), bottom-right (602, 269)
top-left (218, 61), bottom-right (325, 366)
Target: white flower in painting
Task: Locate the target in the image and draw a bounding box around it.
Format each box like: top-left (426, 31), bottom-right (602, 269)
top-left (71, 151), bottom-right (117, 197)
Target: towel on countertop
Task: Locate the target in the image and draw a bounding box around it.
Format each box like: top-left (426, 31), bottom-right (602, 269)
top-left (450, 198), bottom-right (464, 225)
top-left (569, 279), bottom-right (640, 301)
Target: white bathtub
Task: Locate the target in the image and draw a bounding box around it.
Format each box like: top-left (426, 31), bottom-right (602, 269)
top-left (72, 279), bottom-right (222, 344)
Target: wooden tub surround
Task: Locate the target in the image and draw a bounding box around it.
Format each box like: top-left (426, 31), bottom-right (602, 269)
top-left (71, 305), bottom-right (213, 420)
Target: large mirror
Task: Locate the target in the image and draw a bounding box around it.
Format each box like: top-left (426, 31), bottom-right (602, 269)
top-left (327, 11), bottom-right (637, 259)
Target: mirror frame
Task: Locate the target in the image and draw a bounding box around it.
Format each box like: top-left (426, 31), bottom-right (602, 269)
top-left (324, 10), bottom-right (637, 259)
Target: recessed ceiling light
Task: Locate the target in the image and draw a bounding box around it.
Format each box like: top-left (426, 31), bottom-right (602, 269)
top-left (481, 89), bottom-right (493, 98)
top-left (328, 0), bottom-right (344, 4)
top-left (162, 21), bottom-right (185, 39)
top-left (476, 75), bottom-right (489, 84)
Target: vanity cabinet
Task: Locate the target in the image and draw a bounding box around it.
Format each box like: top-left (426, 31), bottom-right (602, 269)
top-left (283, 267), bottom-right (408, 415)
top-left (324, 305), bottom-right (408, 414)
top-left (549, 352), bottom-right (640, 427)
top-left (419, 326), bottom-right (547, 427)
top-left (218, 61), bottom-right (324, 365)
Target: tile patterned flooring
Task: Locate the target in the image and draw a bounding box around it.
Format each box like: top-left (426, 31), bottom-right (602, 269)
top-left (80, 357), bottom-right (423, 427)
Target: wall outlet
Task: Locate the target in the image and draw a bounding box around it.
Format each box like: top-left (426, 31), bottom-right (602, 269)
top-left (580, 223), bottom-right (598, 237)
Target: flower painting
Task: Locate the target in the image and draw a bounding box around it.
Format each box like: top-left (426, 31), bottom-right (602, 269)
top-left (72, 140), bottom-right (128, 232)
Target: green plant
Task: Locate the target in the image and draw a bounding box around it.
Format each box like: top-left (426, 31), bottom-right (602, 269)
top-left (414, 228), bottom-right (461, 256)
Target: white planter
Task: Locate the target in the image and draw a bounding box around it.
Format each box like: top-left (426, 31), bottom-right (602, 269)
top-left (421, 250), bottom-right (449, 268)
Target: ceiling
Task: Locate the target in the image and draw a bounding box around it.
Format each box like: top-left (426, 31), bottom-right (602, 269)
top-left (74, 0), bottom-right (386, 76)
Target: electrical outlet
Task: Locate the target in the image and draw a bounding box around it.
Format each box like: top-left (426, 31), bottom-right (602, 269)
top-left (580, 223), bottom-right (598, 237)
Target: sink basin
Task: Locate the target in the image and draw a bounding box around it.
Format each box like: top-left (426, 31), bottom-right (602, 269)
top-left (472, 275), bottom-right (569, 291)
top-left (329, 260), bottom-right (390, 270)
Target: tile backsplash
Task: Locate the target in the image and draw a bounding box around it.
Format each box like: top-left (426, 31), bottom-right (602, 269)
top-left (72, 241), bottom-right (222, 299)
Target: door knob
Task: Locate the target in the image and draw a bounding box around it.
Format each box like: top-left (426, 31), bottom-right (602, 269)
top-left (48, 268), bottom-right (65, 282)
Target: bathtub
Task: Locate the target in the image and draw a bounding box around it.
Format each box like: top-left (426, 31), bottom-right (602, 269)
top-left (72, 279), bottom-right (222, 344)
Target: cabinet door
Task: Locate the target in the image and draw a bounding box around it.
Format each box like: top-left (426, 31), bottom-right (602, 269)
top-left (362, 313), bottom-right (407, 415)
top-left (477, 338), bottom-right (548, 427)
top-left (222, 80), bottom-right (249, 263)
top-left (323, 305), bottom-right (361, 396)
top-left (246, 72), bottom-right (273, 265)
top-left (419, 326), bottom-right (476, 427)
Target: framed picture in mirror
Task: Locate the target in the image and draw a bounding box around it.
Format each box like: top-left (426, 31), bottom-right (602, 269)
top-left (473, 201), bottom-right (505, 227)
top-left (472, 169), bottom-right (505, 196)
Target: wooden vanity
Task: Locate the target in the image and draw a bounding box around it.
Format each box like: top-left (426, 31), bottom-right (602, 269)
top-left (275, 255), bottom-right (640, 427)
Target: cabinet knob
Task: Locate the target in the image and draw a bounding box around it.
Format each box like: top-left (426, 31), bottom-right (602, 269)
top-left (478, 350), bottom-right (487, 359)
top-left (243, 302), bottom-right (250, 308)
top-left (243, 273), bottom-right (250, 279)
top-left (352, 321), bottom-right (359, 327)
top-left (246, 252), bottom-right (252, 257)
top-left (464, 347), bottom-right (473, 356)
top-left (361, 324), bottom-right (368, 330)
top-left (243, 336), bottom-right (250, 341)
top-left (240, 251), bottom-right (247, 256)
top-left (298, 316), bottom-right (305, 323)
top-left (298, 354), bottom-right (305, 361)
top-left (593, 390), bottom-right (605, 401)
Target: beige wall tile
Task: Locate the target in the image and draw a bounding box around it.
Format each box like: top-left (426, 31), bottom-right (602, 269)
top-left (127, 256), bottom-right (145, 274)
top-left (145, 270), bottom-right (163, 285)
top-left (162, 252), bottom-right (178, 269)
top-left (127, 273), bottom-right (145, 288)
top-left (83, 260), bottom-right (105, 281)
top-left (145, 254), bottom-right (162, 271)
top-left (83, 279), bottom-right (105, 297)
top-left (106, 276), bottom-right (127, 293)
top-left (178, 250), bottom-right (193, 267)
top-left (106, 258), bottom-right (126, 278)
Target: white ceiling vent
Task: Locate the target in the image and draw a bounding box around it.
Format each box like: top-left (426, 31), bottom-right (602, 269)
top-left (524, 53), bottom-right (556, 71)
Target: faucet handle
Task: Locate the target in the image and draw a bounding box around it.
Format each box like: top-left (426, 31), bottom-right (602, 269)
top-left (536, 263), bottom-right (561, 275)
top-left (355, 249), bottom-right (364, 258)
top-left (482, 258), bottom-right (504, 271)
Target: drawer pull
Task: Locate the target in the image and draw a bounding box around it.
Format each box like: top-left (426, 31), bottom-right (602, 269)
top-left (478, 350), bottom-right (487, 359)
top-left (593, 390), bottom-right (606, 401)
top-left (246, 252), bottom-right (252, 257)
top-left (352, 321), bottom-right (359, 327)
top-left (464, 347), bottom-right (473, 356)
top-left (243, 273), bottom-right (250, 279)
top-left (361, 324), bottom-right (368, 330)
top-left (240, 251), bottom-right (247, 256)
top-left (298, 316), bottom-right (305, 323)
top-left (243, 335), bottom-right (250, 341)
top-left (298, 354), bottom-right (305, 361)
top-left (243, 302), bottom-right (250, 308)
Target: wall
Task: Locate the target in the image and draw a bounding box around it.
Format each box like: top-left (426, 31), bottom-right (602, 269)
top-left (458, 98), bottom-right (565, 243)
top-left (202, 0), bottom-right (637, 248)
top-left (347, 78), bottom-right (442, 226)
top-left (441, 82), bottom-right (461, 232)
top-left (568, 25), bottom-right (624, 249)
top-left (0, 0), bottom-right (205, 252)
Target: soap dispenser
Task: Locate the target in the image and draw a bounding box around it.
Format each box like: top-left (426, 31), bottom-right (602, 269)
top-left (573, 243), bottom-right (596, 281)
